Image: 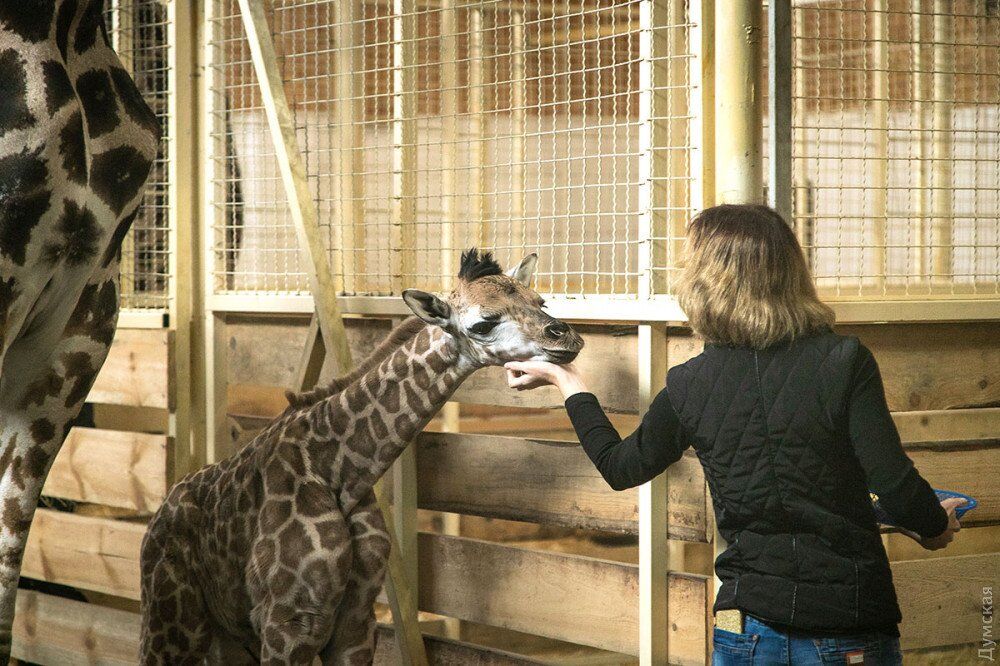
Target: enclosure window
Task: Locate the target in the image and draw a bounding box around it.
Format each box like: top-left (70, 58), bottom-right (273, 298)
top-left (106, 0), bottom-right (172, 310)
top-left (208, 0), bottom-right (700, 300)
top-left (789, 0), bottom-right (1000, 298)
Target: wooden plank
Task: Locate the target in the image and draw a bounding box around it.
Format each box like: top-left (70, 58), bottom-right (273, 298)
top-left (12, 590), bottom-right (140, 666)
top-left (417, 533), bottom-right (709, 662)
top-left (90, 328), bottom-right (171, 409)
top-left (374, 627), bottom-right (548, 666)
top-left (663, 323), bottom-right (1000, 411)
top-left (895, 408), bottom-right (1000, 443)
top-left (455, 326), bottom-right (640, 413)
top-left (43, 428), bottom-right (168, 513)
top-left (416, 432), bottom-right (706, 541)
top-left (905, 439), bottom-right (1000, 526)
top-left (894, 553), bottom-right (999, 650)
top-left (21, 510), bottom-right (144, 601)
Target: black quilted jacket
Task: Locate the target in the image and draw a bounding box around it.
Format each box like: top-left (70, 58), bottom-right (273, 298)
top-left (566, 330), bottom-right (947, 635)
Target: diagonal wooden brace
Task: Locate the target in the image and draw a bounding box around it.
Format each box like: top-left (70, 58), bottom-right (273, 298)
top-left (236, 2), bottom-right (428, 663)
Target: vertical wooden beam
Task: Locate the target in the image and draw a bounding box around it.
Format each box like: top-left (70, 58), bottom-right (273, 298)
top-left (205, 313), bottom-right (231, 464)
top-left (392, 0), bottom-right (417, 295)
top-left (767, 0), bottom-right (792, 222)
top-left (871, 0), bottom-right (889, 291)
top-left (930, 0), bottom-right (953, 286)
top-left (510, 11), bottom-right (526, 250)
top-left (439, 0), bottom-right (459, 289)
top-left (236, 3), bottom-right (428, 663)
top-left (714, 0), bottom-right (763, 204)
top-left (469, 8), bottom-right (491, 247)
top-left (693, 0), bottom-right (715, 211)
top-left (334, 0), bottom-right (367, 294)
top-left (792, 5), bottom-right (811, 250)
top-left (637, 325), bottom-right (669, 665)
top-left (912, 1), bottom-right (931, 282)
top-left (169, 0), bottom-right (200, 479)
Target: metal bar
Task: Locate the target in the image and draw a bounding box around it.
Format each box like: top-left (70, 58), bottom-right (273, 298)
top-left (235, 2), bottom-right (428, 663)
top-left (510, 10), bottom-right (526, 249)
top-left (392, 0), bottom-right (417, 294)
top-left (637, 322), bottom-right (669, 665)
top-left (912, 0), bottom-right (931, 281)
top-left (871, 0), bottom-right (889, 291)
top-left (690, 0), bottom-right (714, 212)
top-left (469, 7), bottom-right (491, 247)
top-left (767, 0), bottom-right (792, 222)
top-left (439, 0), bottom-right (459, 290)
top-left (714, 0), bottom-right (763, 204)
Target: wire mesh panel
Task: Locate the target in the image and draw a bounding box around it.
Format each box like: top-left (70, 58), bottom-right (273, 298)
top-left (207, 0), bottom-right (700, 300)
top-left (789, 0), bottom-right (1000, 298)
top-left (106, 0), bottom-right (172, 310)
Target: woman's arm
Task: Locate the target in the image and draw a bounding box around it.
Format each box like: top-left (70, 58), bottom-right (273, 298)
top-left (847, 344), bottom-right (960, 548)
top-left (505, 362), bottom-right (688, 491)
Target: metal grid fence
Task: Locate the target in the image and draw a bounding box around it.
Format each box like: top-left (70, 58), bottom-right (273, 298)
top-left (106, 0), bottom-right (172, 310)
top-left (789, 0), bottom-right (1000, 298)
top-left (208, 0), bottom-right (700, 299)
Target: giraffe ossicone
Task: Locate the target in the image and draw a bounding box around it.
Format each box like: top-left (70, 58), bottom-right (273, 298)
top-left (139, 249), bottom-right (584, 664)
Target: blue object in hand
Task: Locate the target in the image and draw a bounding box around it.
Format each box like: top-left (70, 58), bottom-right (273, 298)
top-left (870, 489), bottom-right (977, 527)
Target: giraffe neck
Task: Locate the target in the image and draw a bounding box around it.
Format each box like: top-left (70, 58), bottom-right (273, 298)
top-left (311, 321), bottom-right (476, 511)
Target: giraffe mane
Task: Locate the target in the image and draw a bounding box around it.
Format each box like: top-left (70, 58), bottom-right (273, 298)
top-left (284, 316), bottom-right (427, 410)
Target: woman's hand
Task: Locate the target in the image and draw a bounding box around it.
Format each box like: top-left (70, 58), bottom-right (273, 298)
top-left (504, 361), bottom-right (589, 399)
top-left (901, 497), bottom-right (966, 550)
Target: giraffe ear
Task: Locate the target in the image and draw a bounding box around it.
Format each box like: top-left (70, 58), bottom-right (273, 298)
top-left (402, 289), bottom-right (451, 327)
top-left (507, 253), bottom-right (538, 287)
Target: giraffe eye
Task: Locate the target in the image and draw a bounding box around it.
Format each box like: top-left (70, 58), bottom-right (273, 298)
top-left (469, 320), bottom-right (500, 336)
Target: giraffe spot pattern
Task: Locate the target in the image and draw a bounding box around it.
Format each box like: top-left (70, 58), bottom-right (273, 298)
top-left (75, 69), bottom-right (120, 138)
top-left (18, 367), bottom-right (64, 410)
top-left (55, 0), bottom-right (77, 62)
top-left (1, 498), bottom-right (30, 535)
top-left (64, 279), bottom-right (117, 345)
top-left (29, 418), bottom-right (55, 445)
top-left (109, 66), bottom-right (161, 138)
top-left (59, 111), bottom-right (87, 184)
top-left (90, 145), bottom-right (152, 215)
top-left (0, 1), bottom-right (54, 43)
top-left (61, 350), bottom-right (97, 408)
top-left (0, 50), bottom-right (35, 137)
top-left (0, 147), bottom-right (51, 266)
top-left (100, 206), bottom-right (138, 267)
top-left (0, 275), bottom-right (19, 347)
top-left (42, 200), bottom-right (101, 266)
top-left (42, 60), bottom-right (74, 116)
top-left (73, 0), bottom-right (105, 55)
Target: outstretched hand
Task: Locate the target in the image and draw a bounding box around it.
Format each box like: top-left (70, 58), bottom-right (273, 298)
top-left (504, 361), bottom-right (589, 399)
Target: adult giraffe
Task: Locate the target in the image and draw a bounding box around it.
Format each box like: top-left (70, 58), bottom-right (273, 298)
top-left (0, 1), bottom-right (159, 660)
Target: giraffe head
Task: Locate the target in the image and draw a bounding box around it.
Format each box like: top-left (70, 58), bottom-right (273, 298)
top-left (402, 249), bottom-right (584, 367)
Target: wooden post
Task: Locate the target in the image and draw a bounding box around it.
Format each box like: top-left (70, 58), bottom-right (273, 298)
top-left (715, 0), bottom-right (763, 204)
top-left (236, 2), bottom-right (428, 663)
top-left (767, 0), bottom-right (792, 223)
top-left (392, 0), bottom-right (417, 295)
top-left (871, 0), bottom-right (889, 292)
top-left (333, 0), bottom-right (366, 294)
top-left (439, 0), bottom-right (459, 289)
top-left (930, 0), bottom-right (953, 287)
top-left (169, 0), bottom-right (199, 479)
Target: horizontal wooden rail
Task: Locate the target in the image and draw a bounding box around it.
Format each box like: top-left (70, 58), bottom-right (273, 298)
top-left (905, 438), bottom-right (999, 526)
top-left (21, 510), bottom-right (145, 600)
top-left (416, 533), bottom-right (709, 660)
top-left (416, 432), bottom-right (707, 540)
top-left (374, 626), bottom-right (549, 665)
top-left (44, 428), bottom-right (168, 513)
top-left (90, 328), bottom-right (172, 409)
top-left (12, 590), bottom-right (139, 666)
top-left (895, 552), bottom-right (999, 650)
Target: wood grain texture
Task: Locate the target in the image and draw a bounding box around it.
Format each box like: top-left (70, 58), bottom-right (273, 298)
top-left (374, 627), bottom-right (549, 665)
top-left (417, 533), bottom-right (709, 662)
top-left (90, 328), bottom-right (171, 409)
top-left (895, 408), bottom-right (1000, 443)
top-left (43, 428), bottom-right (167, 513)
top-left (11, 590), bottom-right (139, 666)
top-left (21, 510), bottom-right (145, 600)
top-left (905, 439), bottom-right (1000, 526)
top-left (416, 432), bottom-right (707, 541)
top-left (894, 553), bottom-right (999, 650)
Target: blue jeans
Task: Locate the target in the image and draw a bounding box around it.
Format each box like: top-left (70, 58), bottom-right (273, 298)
top-left (712, 615), bottom-right (903, 665)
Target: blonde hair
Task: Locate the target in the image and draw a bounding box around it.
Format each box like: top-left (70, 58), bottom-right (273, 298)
top-left (676, 204), bottom-right (835, 349)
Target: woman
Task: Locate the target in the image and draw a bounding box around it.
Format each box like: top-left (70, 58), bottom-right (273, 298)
top-left (506, 205), bottom-right (964, 665)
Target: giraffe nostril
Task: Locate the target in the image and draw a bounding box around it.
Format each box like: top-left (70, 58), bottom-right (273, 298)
top-left (544, 322), bottom-right (569, 339)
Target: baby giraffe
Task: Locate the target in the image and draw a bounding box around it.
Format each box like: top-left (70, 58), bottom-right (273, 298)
top-left (139, 249), bottom-right (583, 664)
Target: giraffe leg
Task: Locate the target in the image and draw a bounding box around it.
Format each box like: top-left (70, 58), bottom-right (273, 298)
top-left (253, 509), bottom-right (353, 665)
top-left (319, 491), bottom-right (390, 666)
top-left (139, 532), bottom-right (213, 665)
top-left (0, 269), bottom-right (122, 662)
